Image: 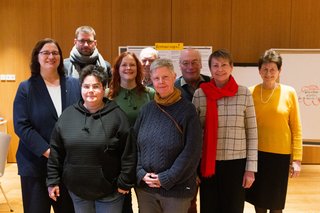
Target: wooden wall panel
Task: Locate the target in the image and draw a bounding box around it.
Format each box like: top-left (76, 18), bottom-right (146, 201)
top-left (231, 0), bottom-right (292, 63)
top-left (302, 146), bottom-right (320, 164)
top-left (2, 0), bottom-right (320, 164)
top-left (111, 0), bottom-right (171, 63)
top-left (52, 0), bottom-right (112, 63)
top-left (291, 0), bottom-right (320, 48)
top-left (0, 0), bottom-right (51, 162)
top-left (172, 0), bottom-right (231, 51)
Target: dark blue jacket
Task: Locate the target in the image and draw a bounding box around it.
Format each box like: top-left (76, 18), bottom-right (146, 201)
top-left (174, 74), bottom-right (211, 101)
top-left (13, 74), bottom-right (80, 177)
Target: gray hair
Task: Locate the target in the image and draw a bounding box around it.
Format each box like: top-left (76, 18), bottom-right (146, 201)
top-left (150, 58), bottom-right (175, 74)
top-left (139, 47), bottom-right (159, 59)
top-left (179, 48), bottom-right (202, 62)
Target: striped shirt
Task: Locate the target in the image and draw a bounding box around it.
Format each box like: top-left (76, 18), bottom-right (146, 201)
top-left (192, 85), bottom-right (258, 172)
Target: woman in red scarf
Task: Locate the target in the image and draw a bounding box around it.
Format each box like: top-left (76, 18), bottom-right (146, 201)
top-left (192, 49), bottom-right (258, 213)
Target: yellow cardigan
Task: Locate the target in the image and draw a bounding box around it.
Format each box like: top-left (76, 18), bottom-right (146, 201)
top-left (250, 84), bottom-right (303, 161)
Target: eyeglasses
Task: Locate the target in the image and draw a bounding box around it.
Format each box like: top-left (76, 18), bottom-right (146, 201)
top-left (39, 51), bottom-right (60, 56)
top-left (82, 84), bottom-right (103, 91)
top-left (76, 39), bottom-right (95, 45)
top-left (180, 60), bottom-right (200, 67)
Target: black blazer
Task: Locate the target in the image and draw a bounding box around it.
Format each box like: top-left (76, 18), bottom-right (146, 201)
top-left (13, 74), bottom-right (80, 177)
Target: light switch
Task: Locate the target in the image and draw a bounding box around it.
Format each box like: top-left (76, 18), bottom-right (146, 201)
top-left (6, 74), bottom-right (16, 81)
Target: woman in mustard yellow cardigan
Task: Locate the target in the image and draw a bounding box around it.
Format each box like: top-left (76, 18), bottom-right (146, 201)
top-left (246, 49), bottom-right (303, 213)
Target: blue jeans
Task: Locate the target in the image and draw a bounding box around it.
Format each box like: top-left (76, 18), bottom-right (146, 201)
top-left (69, 191), bottom-right (124, 213)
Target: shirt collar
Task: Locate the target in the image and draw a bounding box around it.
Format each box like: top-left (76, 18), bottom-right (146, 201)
top-left (180, 75), bottom-right (206, 87)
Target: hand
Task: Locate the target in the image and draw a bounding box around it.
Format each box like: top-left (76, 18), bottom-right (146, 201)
top-left (290, 160), bottom-right (301, 178)
top-left (48, 185), bottom-right (60, 201)
top-left (196, 176), bottom-right (201, 186)
top-left (242, 171), bottom-right (255, 188)
top-left (118, 188), bottom-right (130, 195)
top-left (43, 148), bottom-right (50, 158)
top-left (143, 173), bottom-right (161, 188)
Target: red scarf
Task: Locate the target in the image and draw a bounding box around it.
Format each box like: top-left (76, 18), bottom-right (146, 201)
top-left (199, 76), bottom-right (238, 177)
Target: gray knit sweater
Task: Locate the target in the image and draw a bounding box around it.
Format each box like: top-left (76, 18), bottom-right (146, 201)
top-left (134, 98), bottom-right (202, 198)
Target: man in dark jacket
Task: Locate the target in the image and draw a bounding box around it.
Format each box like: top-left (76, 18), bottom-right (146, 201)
top-left (174, 48), bottom-right (210, 213)
top-left (175, 48), bottom-right (211, 102)
top-left (64, 26), bottom-right (112, 84)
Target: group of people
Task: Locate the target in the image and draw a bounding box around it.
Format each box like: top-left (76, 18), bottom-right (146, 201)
top-left (13, 25), bottom-right (302, 213)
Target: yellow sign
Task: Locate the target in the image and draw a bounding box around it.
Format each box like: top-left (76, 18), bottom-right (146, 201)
top-left (155, 43), bottom-right (184, 50)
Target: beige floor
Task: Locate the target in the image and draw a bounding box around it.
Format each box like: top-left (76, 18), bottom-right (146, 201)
top-left (1, 164), bottom-right (320, 212)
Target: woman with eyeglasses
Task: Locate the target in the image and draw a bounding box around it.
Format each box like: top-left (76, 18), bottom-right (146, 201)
top-left (106, 52), bottom-right (155, 213)
top-left (47, 65), bottom-right (136, 213)
top-left (246, 50), bottom-right (302, 213)
top-left (13, 38), bottom-right (80, 213)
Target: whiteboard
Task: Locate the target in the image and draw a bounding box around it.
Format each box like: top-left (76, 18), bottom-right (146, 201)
top-left (274, 49), bottom-right (320, 141)
top-left (120, 45), bottom-right (212, 78)
top-left (232, 66), bottom-right (260, 87)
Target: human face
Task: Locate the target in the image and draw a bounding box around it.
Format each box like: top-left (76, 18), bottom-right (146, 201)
top-left (179, 50), bottom-right (202, 84)
top-left (38, 43), bottom-right (60, 71)
top-left (151, 66), bottom-right (176, 98)
top-left (74, 32), bottom-right (97, 56)
top-left (119, 55), bottom-right (137, 83)
top-left (140, 54), bottom-right (157, 80)
top-left (259, 62), bottom-right (280, 86)
top-left (81, 75), bottom-right (105, 109)
top-left (210, 57), bottom-right (233, 88)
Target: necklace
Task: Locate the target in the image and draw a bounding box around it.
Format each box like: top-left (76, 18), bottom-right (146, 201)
top-left (260, 84), bottom-right (277, 104)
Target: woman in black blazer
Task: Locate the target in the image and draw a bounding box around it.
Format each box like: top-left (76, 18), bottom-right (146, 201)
top-left (13, 38), bottom-right (80, 213)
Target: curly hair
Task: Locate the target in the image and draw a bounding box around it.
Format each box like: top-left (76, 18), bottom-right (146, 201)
top-left (79, 65), bottom-right (108, 88)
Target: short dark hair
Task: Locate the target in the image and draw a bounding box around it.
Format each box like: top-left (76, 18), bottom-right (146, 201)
top-left (258, 49), bottom-right (282, 70)
top-left (30, 38), bottom-right (64, 76)
top-left (208, 49), bottom-right (233, 68)
top-left (79, 65), bottom-right (108, 88)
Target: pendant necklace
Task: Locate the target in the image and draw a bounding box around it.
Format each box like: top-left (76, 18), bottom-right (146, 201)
top-left (260, 84), bottom-right (277, 104)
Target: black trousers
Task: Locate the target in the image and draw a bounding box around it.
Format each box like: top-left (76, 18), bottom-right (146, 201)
top-left (21, 176), bottom-right (74, 213)
top-left (122, 190), bottom-right (133, 213)
top-left (200, 159), bottom-right (246, 213)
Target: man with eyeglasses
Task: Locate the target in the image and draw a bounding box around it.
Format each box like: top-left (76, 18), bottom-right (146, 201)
top-left (64, 26), bottom-right (111, 84)
top-left (174, 48), bottom-right (210, 213)
top-left (175, 48), bottom-right (211, 102)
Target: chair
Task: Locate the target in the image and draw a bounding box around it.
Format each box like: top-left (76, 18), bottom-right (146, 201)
top-left (0, 132), bottom-right (14, 212)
